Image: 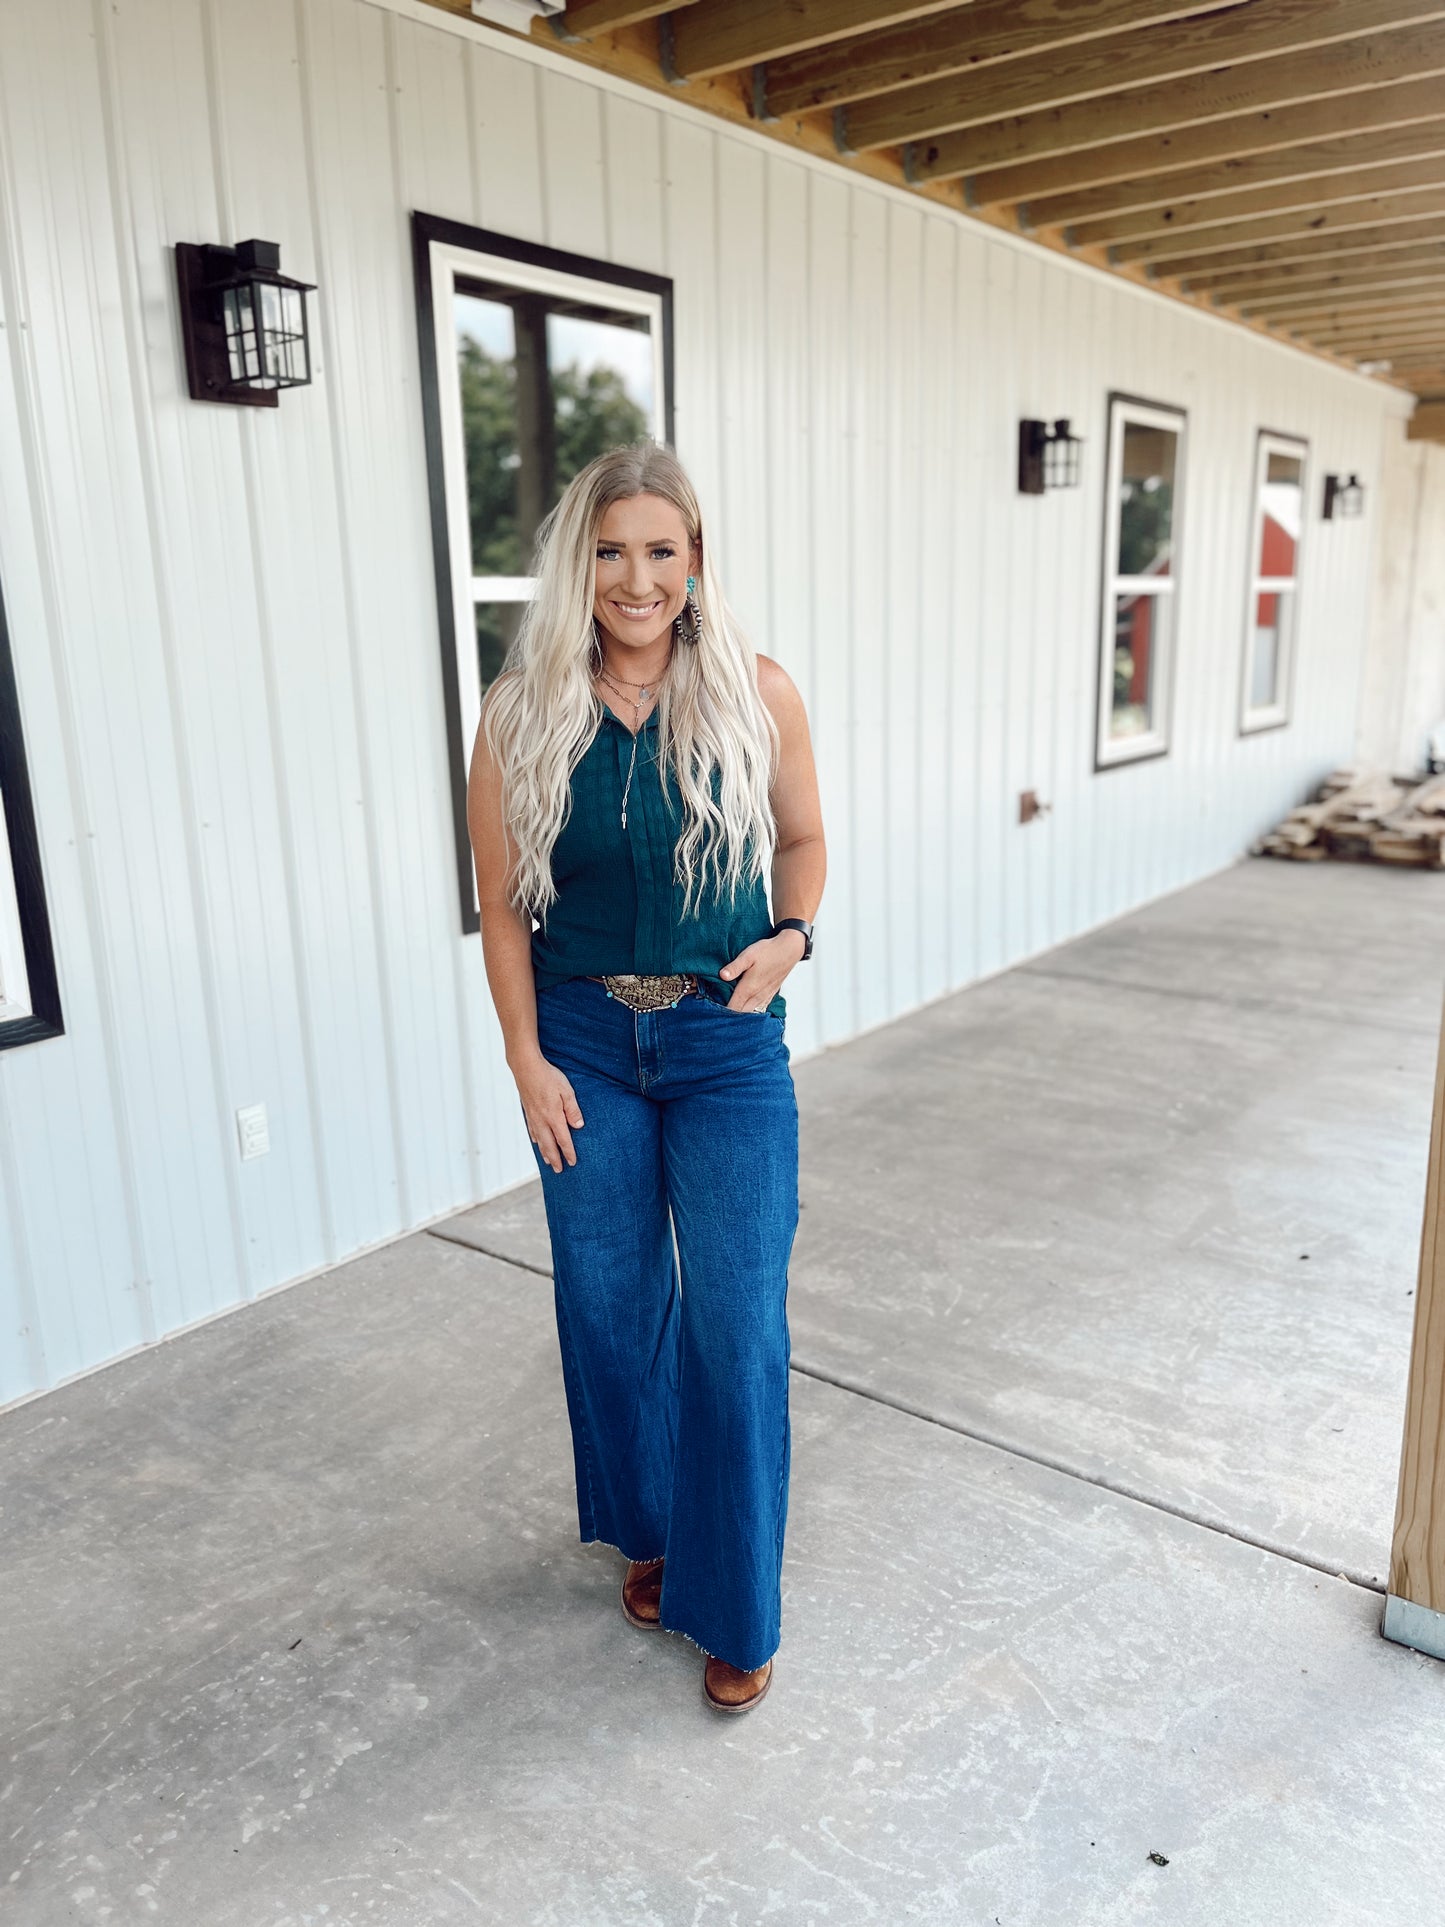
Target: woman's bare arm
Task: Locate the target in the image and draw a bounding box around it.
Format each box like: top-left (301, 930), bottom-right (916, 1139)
top-left (467, 685), bottom-right (585, 1171)
top-left (716, 654), bottom-right (827, 1010)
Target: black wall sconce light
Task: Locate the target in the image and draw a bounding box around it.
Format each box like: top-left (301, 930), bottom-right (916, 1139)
top-left (1018, 418), bottom-right (1083, 494)
top-left (175, 238), bottom-right (316, 407)
top-left (1322, 472), bottom-right (1365, 520)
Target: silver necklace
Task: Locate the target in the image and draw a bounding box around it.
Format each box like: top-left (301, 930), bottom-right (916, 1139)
top-left (598, 659), bottom-right (670, 829)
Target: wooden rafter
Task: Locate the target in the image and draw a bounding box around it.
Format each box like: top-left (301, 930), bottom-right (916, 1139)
top-left (1373, 345), bottom-right (1445, 364)
top-left (1183, 237), bottom-right (1445, 293)
top-left (1204, 264), bottom-right (1445, 305)
top-left (909, 25), bottom-right (1445, 183)
top-left (556, 0), bottom-right (693, 35)
top-left (671, 1), bottom-right (961, 79)
top-left (968, 74), bottom-right (1445, 207)
top-left (1302, 311), bottom-right (1445, 338)
top-left (1066, 157), bottom-right (1445, 248)
top-left (1153, 216), bottom-right (1445, 279)
top-left (1296, 320), bottom-right (1445, 350)
top-left (1023, 120), bottom-right (1445, 229)
top-left (1241, 276), bottom-right (1445, 317)
top-left (1112, 187), bottom-right (1445, 264)
top-left (758, 0), bottom-right (1241, 119)
top-left (843, 1), bottom-right (1445, 153)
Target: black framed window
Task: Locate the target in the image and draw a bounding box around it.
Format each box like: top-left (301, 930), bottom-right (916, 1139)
top-left (0, 571), bottom-right (62, 1049)
top-left (411, 213), bottom-right (674, 932)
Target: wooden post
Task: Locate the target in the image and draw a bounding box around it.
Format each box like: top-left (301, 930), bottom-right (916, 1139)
top-left (1384, 988), bottom-right (1445, 1660)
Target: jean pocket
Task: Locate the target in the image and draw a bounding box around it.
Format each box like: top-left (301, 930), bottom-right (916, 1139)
top-left (701, 994), bottom-right (778, 1022)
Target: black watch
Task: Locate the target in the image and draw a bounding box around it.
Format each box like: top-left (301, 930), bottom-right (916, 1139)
top-left (772, 917), bottom-right (814, 960)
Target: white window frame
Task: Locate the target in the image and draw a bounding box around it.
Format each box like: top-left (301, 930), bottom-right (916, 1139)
top-left (1095, 393), bottom-right (1187, 771)
top-left (418, 225), bottom-right (670, 925)
top-left (1240, 428), bottom-right (1308, 735)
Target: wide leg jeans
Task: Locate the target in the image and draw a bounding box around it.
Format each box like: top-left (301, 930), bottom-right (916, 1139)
top-left (528, 975), bottom-right (801, 1673)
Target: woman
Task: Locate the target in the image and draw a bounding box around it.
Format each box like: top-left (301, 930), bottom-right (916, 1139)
top-left (466, 440), bottom-right (825, 1714)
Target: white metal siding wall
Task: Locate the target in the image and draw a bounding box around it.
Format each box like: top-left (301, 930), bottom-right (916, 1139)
top-left (1359, 426), bottom-right (1445, 773)
top-left (0, 0), bottom-right (1406, 1406)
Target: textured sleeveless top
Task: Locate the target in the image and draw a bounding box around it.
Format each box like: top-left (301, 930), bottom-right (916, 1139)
top-left (530, 702), bottom-right (785, 1020)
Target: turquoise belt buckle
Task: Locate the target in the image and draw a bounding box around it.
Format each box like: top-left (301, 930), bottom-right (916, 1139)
top-left (598, 972), bottom-right (697, 1013)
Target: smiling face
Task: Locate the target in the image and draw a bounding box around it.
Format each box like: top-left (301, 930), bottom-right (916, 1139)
top-left (591, 492), bottom-right (700, 662)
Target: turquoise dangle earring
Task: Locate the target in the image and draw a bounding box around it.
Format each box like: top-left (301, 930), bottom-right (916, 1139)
top-left (676, 574), bottom-right (703, 645)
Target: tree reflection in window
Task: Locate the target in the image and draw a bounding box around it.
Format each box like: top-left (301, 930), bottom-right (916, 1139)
top-left (455, 285), bottom-right (652, 688)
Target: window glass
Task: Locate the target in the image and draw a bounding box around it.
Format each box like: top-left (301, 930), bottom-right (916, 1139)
top-left (1242, 432), bottom-right (1307, 731)
top-left (1251, 589), bottom-right (1288, 709)
top-left (455, 284), bottom-right (654, 687)
top-left (1112, 588), bottom-right (1171, 740)
top-left (1258, 449), bottom-right (1302, 578)
top-left (1117, 421), bottom-right (1177, 579)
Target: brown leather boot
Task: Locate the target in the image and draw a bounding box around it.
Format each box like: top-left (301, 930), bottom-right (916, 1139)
top-left (703, 1655), bottom-right (773, 1712)
top-left (621, 1556), bottom-right (665, 1629)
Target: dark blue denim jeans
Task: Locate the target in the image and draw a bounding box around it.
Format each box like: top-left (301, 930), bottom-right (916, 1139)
top-left (528, 975), bottom-right (800, 1672)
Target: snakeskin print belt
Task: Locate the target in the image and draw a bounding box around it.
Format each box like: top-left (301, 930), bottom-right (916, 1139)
top-left (587, 972), bottom-right (700, 1012)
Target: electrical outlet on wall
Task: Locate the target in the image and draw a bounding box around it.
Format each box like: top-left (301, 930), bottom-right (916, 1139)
top-left (236, 1102), bottom-right (270, 1161)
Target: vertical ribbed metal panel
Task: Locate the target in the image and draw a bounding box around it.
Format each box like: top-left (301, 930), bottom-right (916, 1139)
top-left (0, 0), bottom-right (1409, 1404)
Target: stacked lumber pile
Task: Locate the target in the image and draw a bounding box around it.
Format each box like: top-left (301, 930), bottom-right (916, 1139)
top-left (1253, 767), bottom-right (1445, 867)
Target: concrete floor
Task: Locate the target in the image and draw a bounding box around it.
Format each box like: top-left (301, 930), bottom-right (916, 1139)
top-left (4, 858), bottom-right (1443, 1925)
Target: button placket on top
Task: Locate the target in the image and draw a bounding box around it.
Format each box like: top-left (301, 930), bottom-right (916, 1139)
top-left (618, 709), bottom-right (674, 977)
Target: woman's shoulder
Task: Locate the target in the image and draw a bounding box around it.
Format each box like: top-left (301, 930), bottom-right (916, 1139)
top-left (753, 652), bottom-right (805, 723)
top-left (481, 668), bottom-right (522, 715)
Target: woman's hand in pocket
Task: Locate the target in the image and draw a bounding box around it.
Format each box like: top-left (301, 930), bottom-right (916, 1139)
top-left (718, 930), bottom-right (805, 1011)
top-left (514, 1051), bottom-right (585, 1171)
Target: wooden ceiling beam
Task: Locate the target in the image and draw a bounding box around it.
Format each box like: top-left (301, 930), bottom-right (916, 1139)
top-left (760, 0), bottom-right (1239, 120)
top-left (1370, 348), bottom-right (1445, 367)
top-left (1143, 215), bottom-right (1445, 280)
top-left (1218, 279), bottom-right (1445, 321)
top-left (1241, 275), bottom-right (1445, 317)
top-left (1111, 186), bottom-right (1445, 264)
top-left (1328, 348), bottom-right (1445, 370)
top-left (1024, 119), bottom-right (1445, 229)
top-left (1301, 310), bottom-right (1445, 337)
top-left (557, 0), bottom-right (692, 34)
top-left (669, 0), bottom-right (959, 79)
top-left (1406, 398), bottom-right (1445, 435)
top-left (1067, 156), bottom-right (1445, 248)
top-left (1292, 316), bottom-right (1445, 347)
top-left (845, 1), bottom-right (1445, 152)
top-left (1182, 237), bottom-right (1445, 293)
top-left (909, 24), bottom-right (1445, 182)
top-left (969, 74), bottom-right (1445, 207)
top-left (1209, 266), bottom-right (1445, 307)
top-left (1310, 340), bottom-right (1445, 362)
top-left (1292, 291), bottom-right (1445, 318)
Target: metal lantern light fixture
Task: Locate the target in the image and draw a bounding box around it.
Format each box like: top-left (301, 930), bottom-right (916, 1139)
top-left (1019, 417), bottom-right (1083, 494)
top-left (1322, 472), bottom-right (1365, 520)
top-left (175, 238), bottom-right (316, 407)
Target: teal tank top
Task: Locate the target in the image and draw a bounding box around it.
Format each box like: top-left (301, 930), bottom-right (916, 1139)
top-left (531, 702), bottom-right (785, 1020)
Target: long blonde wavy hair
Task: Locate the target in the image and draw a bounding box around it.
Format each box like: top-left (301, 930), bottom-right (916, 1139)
top-left (482, 440), bottom-right (780, 927)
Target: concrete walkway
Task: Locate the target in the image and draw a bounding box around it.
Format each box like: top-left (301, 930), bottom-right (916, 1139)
top-left (4, 858), bottom-right (1443, 1925)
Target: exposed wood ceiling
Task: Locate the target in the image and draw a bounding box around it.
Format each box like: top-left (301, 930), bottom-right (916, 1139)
top-left (426, 0), bottom-right (1445, 427)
